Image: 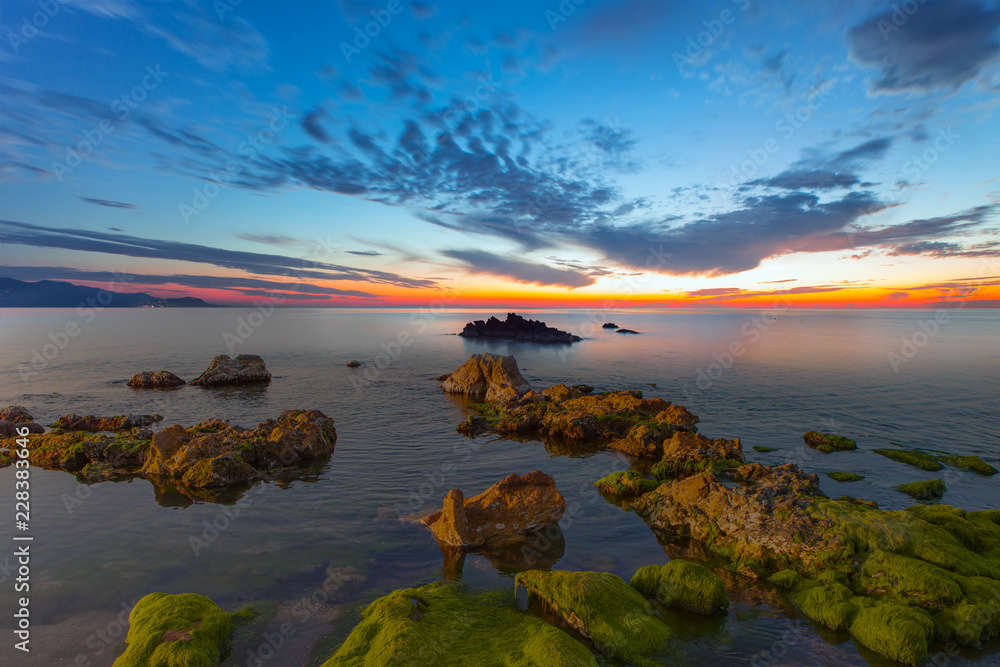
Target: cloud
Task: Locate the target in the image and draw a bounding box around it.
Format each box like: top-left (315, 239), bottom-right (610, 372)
top-left (0, 220), bottom-right (435, 289)
top-left (410, 2), bottom-right (437, 20)
top-left (750, 138), bottom-right (893, 191)
top-left (234, 233), bottom-right (304, 247)
top-left (440, 249), bottom-right (594, 288)
top-left (301, 107), bottom-right (332, 144)
top-left (80, 197), bottom-right (137, 209)
top-left (345, 250), bottom-right (385, 256)
top-left (846, 0), bottom-right (1000, 94)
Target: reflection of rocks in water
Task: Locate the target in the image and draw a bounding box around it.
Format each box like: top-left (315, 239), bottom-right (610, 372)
top-left (147, 478), bottom-right (258, 507)
top-left (439, 525), bottom-right (566, 580)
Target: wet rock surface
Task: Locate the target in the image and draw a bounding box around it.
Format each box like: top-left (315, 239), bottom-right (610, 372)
top-left (190, 354), bottom-right (271, 386)
top-left (127, 370), bottom-right (186, 388)
top-left (458, 312), bottom-right (581, 343)
top-left (441, 353), bottom-right (532, 403)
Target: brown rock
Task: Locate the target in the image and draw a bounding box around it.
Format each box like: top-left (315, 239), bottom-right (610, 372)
top-left (189, 354), bottom-right (271, 386)
top-left (52, 413), bottom-right (163, 432)
top-left (0, 421), bottom-right (44, 436)
top-left (419, 471), bottom-right (566, 548)
top-left (0, 406), bottom-right (34, 423)
top-left (127, 371), bottom-right (185, 388)
top-left (441, 353), bottom-right (532, 402)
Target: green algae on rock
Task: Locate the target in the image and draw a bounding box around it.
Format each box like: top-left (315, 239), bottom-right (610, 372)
top-left (113, 592), bottom-right (232, 667)
top-left (827, 472), bottom-right (865, 482)
top-left (802, 431), bottom-right (857, 453)
top-left (514, 570), bottom-right (670, 663)
top-left (898, 478), bottom-right (947, 500)
top-left (874, 448), bottom-right (943, 471)
top-left (593, 471), bottom-right (660, 497)
top-left (753, 445), bottom-right (777, 453)
top-left (631, 559), bottom-right (729, 615)
top-left (938, 455), bottom-right (998, 476)
top-left (322, 582), bottom-right (597, 667)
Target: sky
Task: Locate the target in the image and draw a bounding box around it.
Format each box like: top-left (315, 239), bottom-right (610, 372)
top-left (1, 0), bottom-right (999, 308)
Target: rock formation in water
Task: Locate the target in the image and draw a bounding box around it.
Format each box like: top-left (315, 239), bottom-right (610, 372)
top-left (602, 322), bottom-right (618, 329)
top-left (189, 354), bottom-right (271, 386)
top-left (113, 593), bottom-right (232, 667)
top-left (616, 328), bottom-right (639, 334)
top-left (127, 371), bottom-right (186, 388)
top-left (52, 413), bottom-right (163, 432)
top-left (441, 353), bottom-right (532, 402)
top-left (458, 312), bottom-right (581, 343)
top-left (0, 406), bottom-right (45, 436)
top-left (420, 471), bottom-right (566, 549)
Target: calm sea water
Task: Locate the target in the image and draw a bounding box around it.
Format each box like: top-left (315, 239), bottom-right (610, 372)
top-left (1, 308), bottom-right (998, 666)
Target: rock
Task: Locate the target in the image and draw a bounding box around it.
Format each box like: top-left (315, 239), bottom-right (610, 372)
top-left (434, 373), bottom-right (451, 381)
top-left (346, 360), bottom-right (362, 368)
top-left (0, 420), bottom-right (44, 436)
top-left (11, 429), bottom-right (151, 474)
top-left (937, 455), bottom-right (998, 476)
top-left (602, 323), bottom-right (618, 329)
top-left (189, 354), bottom-right (271, 386)
top-left (874, 448), bottom-right (942, 471)
top-left (650, 431), bottom-right (744, 479)
top-left (514, 570), bottom-right (671, 662)
top-left (321, 582), bottom-right (597, 666)
top-left (0, 406), bottom-right (34, 423)
top-left (127, 371), bottom-right (185, 388)
top-left (828, 472), bottom-right (865, 482)
top-left (616, 328), bottom-right (639, 334)
top-left (142, 409), bottom-right (336, 490)
top-left (113, 592), bottom-right (231, 667)
top-left (593, 471), bottom-right (659, 497)
top-left (419, 471), bottom-right (566, 548)
top-left (569, 384), bottom-right (594, 394)
top-left (802, 431), bottom-right (857, 453)
top-left (458, 312), bottom-right (581, 344)
top-left (52, 413), bottom-right (163, 432)
top-left (631, 559), bottom-right (729, 614)
top-left (441, 353), bottom-right (532, 402)
top-left (897, 479), bottom-right (947, 500)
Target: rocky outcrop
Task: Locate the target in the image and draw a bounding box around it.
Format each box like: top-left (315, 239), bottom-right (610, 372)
top-left (346, 360), bottom-right (362, 368)
top-left (127, 371), bottom-right (185, 388)
top-left (189, 354), bottom-right (271, 386)
top-left (602, 323), bottom-right (618, 329)
top-left (616, 328), bottom-right (639, 334)
top-left (52, 413), bottom-right (163, 432)
top-left (113, 593), bottom-right (232, 667)
top-left (11, 429), bottom-right (152, 475)
top-left (631, 559), bottom-right (729, 615)
top-left (0, 406), bottom-right (44, 438)
top-left (802, 431), bottom-right (857, 453)
top-left (441, 353), bottom-right (532, 402)
top-left (459, 312), bottom-right (581, 343)
top-left (651, 431), bottom-right (744, 478)
top-left (420, 471), bottom-right (566, 549)
top-left (141, 409), bottom-right (336, 490)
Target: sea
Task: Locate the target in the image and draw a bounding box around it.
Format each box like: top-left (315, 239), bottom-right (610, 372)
top-left (1, 307), bottom-right (998, 666)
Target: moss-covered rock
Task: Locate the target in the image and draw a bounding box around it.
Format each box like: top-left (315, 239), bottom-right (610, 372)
top-left (593, 471), bottom-right (659, 497)
top-left (752, 445), bottom-right (776, 453)
top-left (897, 478), bottom-right (947, 500)
top-left (514, 570), bottom-right (670, 663)
top-left (827, 472), bottom-right (864, 482)
top-left (848, 601), bottom-right (934, 666)
top-left (874, 448), bottom-right (943, 471)
top-left (802, 431), bottom-right (857, 453)
top-left (113, 592), bottom-right (231, 667)
top-left (938, 455), bottom-right (998, 476)
top-left (631, 559), bottom-right (728, 615)
top-left (322, 582), bottom-right (597, 666)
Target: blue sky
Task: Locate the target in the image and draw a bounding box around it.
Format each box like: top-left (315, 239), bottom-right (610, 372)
top-left (1, 0), bottom-right (998, 306)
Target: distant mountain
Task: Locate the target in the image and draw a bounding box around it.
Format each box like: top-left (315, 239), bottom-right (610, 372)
top-left (0, 277), bottom-right (216, 308)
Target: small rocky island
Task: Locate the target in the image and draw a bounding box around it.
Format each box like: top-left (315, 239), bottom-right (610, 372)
top-left (459, 312), bottom-right (581, 343)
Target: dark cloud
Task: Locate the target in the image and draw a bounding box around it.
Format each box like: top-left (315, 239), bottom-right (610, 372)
top-left (345, 250), bottom-right (385, 256)
top-left (234, 233), bottom-right (304, 247)
top-left (0, 266), bottom-right (377, 299)
top-left (440, 249), bottom-right (594, 288)
top-left (301, 107), bottom-right (333, 144)
top-left (80, 197), bottom-right (137, 209)
top-left (750, 138), bottom-right (892, 191)
top-left (846, 0), bottom-right (1000, 94)
top-left (0, 220), bottom-right (435, 289)
top-left (410, 2), bottom-right (437, 20)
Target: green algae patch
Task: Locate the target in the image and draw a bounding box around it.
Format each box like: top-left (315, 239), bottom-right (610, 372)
top-left (515, 570), bottom-right (669, 663)
top-left (827, 472), bottom-right (864, 482)
top-left (848, 601), bottom-right (934, 666)
top-left (651, 457), bottom-right (742, 480)
top-left (593, 471), bottom-right (659, 497)
top-left (938, 455), bottom-right (998, 476)
top-left (631, 559), bottom-right (728, 615)
top-left (323, 582), bottom-right (596, 667)
top-left (752, 445), bottom-right (776, 453)
top-left (859, 549), bottom-right (963, 607)
top-left (897, 479), bottom-right (947, 501)
top-left (113, 592), bottom-right (231, 667)
top-left (874, 448), bottom-right (942, 471)
top-left (802, 431), bottom-right (857, 453)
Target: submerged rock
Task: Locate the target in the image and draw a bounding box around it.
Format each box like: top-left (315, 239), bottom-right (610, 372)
top-left (615, 328), bottom-right (639, 334)
top-left (631, 559), bottom-right (729, 615)
top-left (322, 582), bottom-right (597, 666)
top-left (113, 592), bottom-right (231, 667)
top-left (441, 353), bottom-right (532, 403)
top-left (127, 371), bottom-right (185, 388)
top-left (52, 413), bottom-right (163, 432)
top-left (874, 447), bottom-right (942, 471)
top-left (827, 471), bottom-right (865, 482)
top-left (458, 312), bottom-right (581, 344)
top-left (898, 478), bottom-right (947, 500)
top-left (189, 354), bottom-right (271, 386)
top-left (419, 471), bottom-right (565, 549)
top-left (514, 570), bottom-right (671, 663)
top-left (593, 471), bottom-right (659, 497)
top-left (802, 431), bottom-right (857, 453)
top-left (346, 360), bottom-right (362, 368)
top-left (938, 455), bottom-right (998, 476)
